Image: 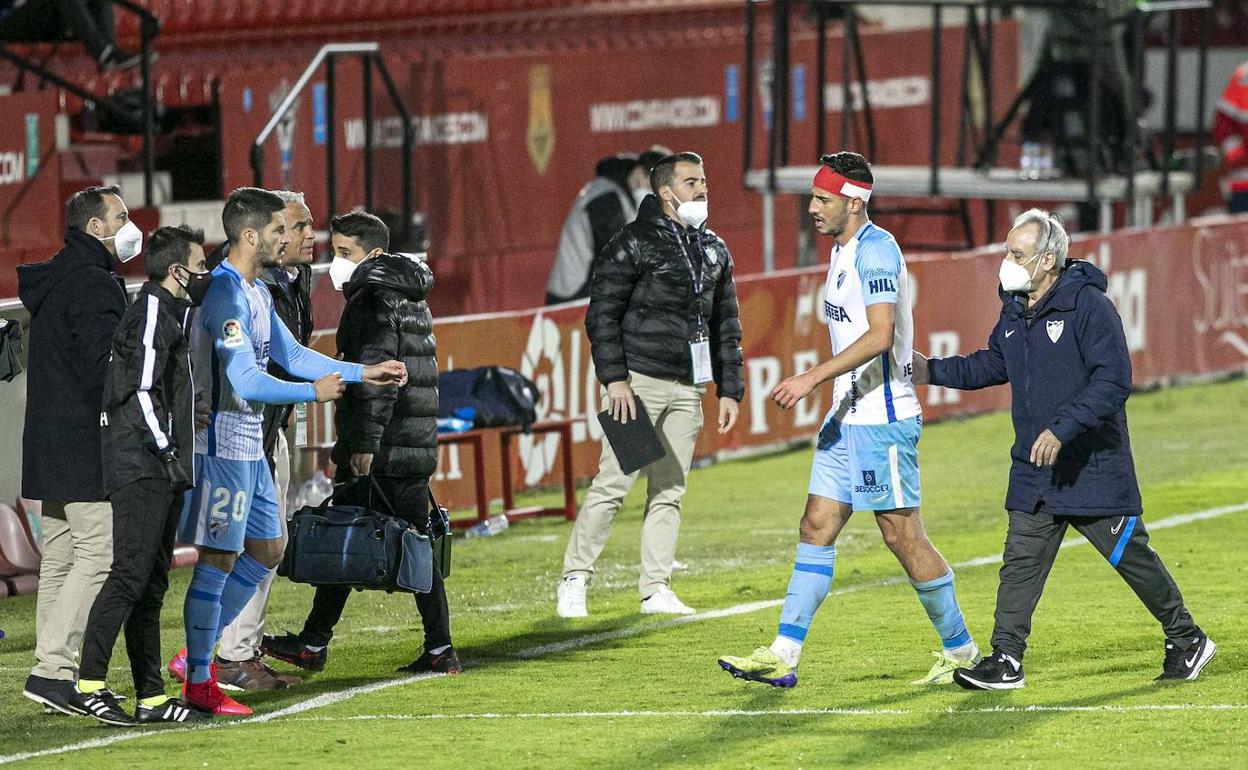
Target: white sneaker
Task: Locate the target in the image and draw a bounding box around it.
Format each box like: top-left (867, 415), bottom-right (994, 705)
top-left (640, 586), bottom-right (695, 615)
top-left (557, 574), bottom-right (588, 618)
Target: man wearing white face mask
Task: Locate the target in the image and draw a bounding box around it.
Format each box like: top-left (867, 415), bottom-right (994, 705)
top-left (558, 151), bottom-right (743, 618)
top-left (17, 185), bottom-right (132, 714)
top-left (914, 208), bottom-right (1214, 689)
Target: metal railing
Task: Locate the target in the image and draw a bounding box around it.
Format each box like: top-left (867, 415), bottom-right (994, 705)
top-left (251, 42), bottom-right (414, 247)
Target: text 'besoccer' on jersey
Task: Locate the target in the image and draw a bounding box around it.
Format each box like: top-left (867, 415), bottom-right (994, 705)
top-left (822, 221), bottom-right (922, 426)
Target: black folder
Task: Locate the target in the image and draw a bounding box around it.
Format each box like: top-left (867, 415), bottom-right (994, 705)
top-left (597, 397), bottom-right (666, 475)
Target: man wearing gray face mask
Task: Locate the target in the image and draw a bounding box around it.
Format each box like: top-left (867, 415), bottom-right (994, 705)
top-left (17, 185), bottom-right (131, 715)
top-left (913, 208), bottom-right (1214, 689)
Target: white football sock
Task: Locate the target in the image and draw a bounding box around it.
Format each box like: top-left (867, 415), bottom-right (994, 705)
top-left (769, 636), bottom-right (803, 668)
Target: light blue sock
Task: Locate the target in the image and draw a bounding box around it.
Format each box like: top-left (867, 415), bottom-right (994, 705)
top-left (776, 543), bottom-right (836, 644)
top-left (911, 568), bottom-right (972, 651)
top-left (215, 553), bottom-right (272, 639)
top-left (184, 564), bottom-right (228, 685)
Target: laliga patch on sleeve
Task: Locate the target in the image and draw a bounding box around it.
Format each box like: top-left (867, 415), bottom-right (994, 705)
top-left (222, 319), bottom-right (245, 348)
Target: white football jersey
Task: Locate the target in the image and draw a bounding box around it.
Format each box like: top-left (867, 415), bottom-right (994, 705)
top-left (822, 221), bottom-right (922, 426)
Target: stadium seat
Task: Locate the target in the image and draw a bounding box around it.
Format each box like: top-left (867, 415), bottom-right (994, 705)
top-left (5, 573), bottom-right (39, 597)
top-left (14, 498), bottom-right (41, 555)
top-left (0, 503), bottom-right (40, 576)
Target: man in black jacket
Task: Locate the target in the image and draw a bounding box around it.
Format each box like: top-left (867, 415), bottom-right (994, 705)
top-left (18, 185), bottom-right (133, 714)
top-left (558, 152), bottom-right (744, 618)
top-left (914, 209), bottom-right (1214, 689)
top-left (72, 226), bottom-right (212, 726)
top-left (263, 212), bottom-right (457, 674)
top-left (215, 190), bottom-right (314, 690)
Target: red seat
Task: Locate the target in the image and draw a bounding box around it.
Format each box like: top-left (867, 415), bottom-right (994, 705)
top-left (14, 498), bottom-right (41, 555)
top-left (5, 573), bottom-right (39, 597)
top-left (0, 503), bottom-right (40, 576)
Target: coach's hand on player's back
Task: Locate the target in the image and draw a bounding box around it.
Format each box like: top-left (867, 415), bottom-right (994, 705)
top-left (911, 352), bottom-right (930, 385)
top-left (607, 381), bottom-right (636, 423)
top-left (314, 373), bottom-right (346, 402)
top-left (362, 360), bottom-right (408, 386)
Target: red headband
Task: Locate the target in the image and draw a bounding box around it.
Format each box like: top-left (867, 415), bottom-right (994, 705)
top-left (813, 166), bottom-right (873, 201)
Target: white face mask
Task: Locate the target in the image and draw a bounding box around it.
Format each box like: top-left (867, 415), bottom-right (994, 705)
top-left (632, 187), bottom-right (649, 209)
top-left (999, 253), bottom-right (1043, 293)
top-left (668, 187), bottom-right (708, 229)
top-left (329, 256), bottom-right (361, 291)
top-left (102, 220), bottom-right (143, 262)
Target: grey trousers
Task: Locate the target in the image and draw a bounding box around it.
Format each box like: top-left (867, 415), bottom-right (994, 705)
top-left (991, 509), bottom-right (1201, 660)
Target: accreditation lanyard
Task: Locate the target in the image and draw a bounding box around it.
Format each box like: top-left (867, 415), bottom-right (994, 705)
top-left (676, 229), bottom-right (713, 385)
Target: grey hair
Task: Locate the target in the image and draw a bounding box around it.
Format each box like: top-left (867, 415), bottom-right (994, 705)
top-left (1012, 208), bottom-right (1069, 267)
top-left (271, 190), bottom-right (306, 205)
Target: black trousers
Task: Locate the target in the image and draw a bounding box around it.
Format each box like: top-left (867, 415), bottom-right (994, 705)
top-left (79, 479), bottom-right (182, 698)
top-left (991, 509), bottom-right (1201, 660)
top-left (299, 474), bottom-right (451, 650)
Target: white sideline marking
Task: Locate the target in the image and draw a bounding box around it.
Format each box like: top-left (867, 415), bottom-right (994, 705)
top-left (286, 703), bottom-right (1248, 722)
top-left (3, 501), bottom-right (1244, 765)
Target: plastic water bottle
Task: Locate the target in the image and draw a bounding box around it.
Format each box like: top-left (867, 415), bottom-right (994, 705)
top-left (463, 514), bottom-right (510, 539)
top-left (437, 417), bottom-right (473, 434)
top-left (296, 469), bottom-right (334, 508)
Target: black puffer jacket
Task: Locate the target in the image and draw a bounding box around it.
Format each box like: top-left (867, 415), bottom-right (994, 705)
top-left (586, 194), bottom-right (744, 401)
top-left (330, 254), bottom-right (438, 486)
top-left (17, 229), bottom-right (128, 501)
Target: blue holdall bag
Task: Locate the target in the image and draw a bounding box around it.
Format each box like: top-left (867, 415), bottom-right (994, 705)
top-left (279, 475), bottom-right (433, 594)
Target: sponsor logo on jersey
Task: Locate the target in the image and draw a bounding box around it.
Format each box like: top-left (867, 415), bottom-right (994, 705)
top-left (824, 301), bottom-right (852, 323)
top-left (222, 319), bottom-right (245, 348)
top-left (868, 278), bottom-right (896, 295)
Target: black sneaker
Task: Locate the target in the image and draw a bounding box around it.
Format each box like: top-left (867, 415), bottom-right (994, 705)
top-left (78, 688), bottom-right (137, 727)
top-left (22, 675), bottom-right (89, 716)
top-left (260, 633), bottom-right (327, 672)
top-left (398, 647), bottom-right (463, 675)
top-left (135, 698), bottom-right (213, 724)
top-left (953, 651), bottom-right (1025, 690)
top-left (1156, 635), bottom-right (1217, 681)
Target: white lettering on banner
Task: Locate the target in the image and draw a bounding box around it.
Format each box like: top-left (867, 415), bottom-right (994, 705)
top-left (589, 97), bottom-right (720, 133)
top-left (1106, 269), bottom-right (1148, 353)
top-left (747, 358), bottom-right (782, 435)
top-left (1192, 230), bottom-right (1248, 352)
top-left (792, 350), bottom-right (823, 428)
top-left (823, 77), bottom-right (929, 113)
top-left (926, 332), bottom-right (962, 405)
top-left (0, 151), bottom-right (25, 186)
top-left (342, 112), bottom-right (489, 150)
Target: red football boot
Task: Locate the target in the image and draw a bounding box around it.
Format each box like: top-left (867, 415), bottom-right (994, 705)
top-left (181, 678), bottom-right (252, 716)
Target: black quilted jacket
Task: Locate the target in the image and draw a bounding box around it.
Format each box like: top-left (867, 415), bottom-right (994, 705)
top-left (585, 194), bottom-right (744, 401)
top-left (331, 254), bottom-right (438, 484)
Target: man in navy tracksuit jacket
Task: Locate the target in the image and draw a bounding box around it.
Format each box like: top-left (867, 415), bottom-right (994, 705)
top-left (915, 209), bottom-right (1214, 690)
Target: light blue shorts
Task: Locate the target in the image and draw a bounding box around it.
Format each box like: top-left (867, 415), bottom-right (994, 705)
top-left (809, 415), bottom-right (921, 511)
top-left (177, 455), bottom-right (281, 551)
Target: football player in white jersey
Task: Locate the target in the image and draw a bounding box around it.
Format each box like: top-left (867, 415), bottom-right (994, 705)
top-left (719, 152), bottom-right (979, 688)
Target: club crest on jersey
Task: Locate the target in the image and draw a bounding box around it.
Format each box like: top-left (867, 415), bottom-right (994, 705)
top-left (1047, 319), bottom-right (1064, 343)
top-left (222, 319), bottom-right (244, 348)
top-left (836, 270), bottom-right (847, 288)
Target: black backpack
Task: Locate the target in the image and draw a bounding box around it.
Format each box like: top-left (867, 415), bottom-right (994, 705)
top-left (438, 366), bottom-right (540, 431)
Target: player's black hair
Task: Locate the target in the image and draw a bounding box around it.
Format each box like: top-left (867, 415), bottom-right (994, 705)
top-left (818, 151), bottom-right (873, 185)
top-left (145, 224), bottom-right (205, 281)
top-left (66, 185), bottom-right (123, 232)
top-left (331, 210), bottom-right (390, 254)
top-left (650, 151), bottom-right (704, 195)
top-left (222, 187), bottom-right (285, 244)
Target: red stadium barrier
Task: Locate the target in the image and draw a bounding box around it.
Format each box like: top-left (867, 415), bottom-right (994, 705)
top-left (295, 215), bottom-right (1248, 511)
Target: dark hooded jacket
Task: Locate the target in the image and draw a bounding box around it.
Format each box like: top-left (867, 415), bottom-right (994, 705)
top-left (18, 229), bottom-right (128, 501)
top-left (585, 194), bottom-right (744, 401)
top-left (100, 282), bottom-right (195, 496)
top-left (928, 260), bottom-right (1140, 518)
top-left (330, 255), bottom-right (438, 505)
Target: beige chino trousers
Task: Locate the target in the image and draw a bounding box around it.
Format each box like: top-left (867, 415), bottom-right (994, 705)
top-left (562, 371), bottom-right (704, 598)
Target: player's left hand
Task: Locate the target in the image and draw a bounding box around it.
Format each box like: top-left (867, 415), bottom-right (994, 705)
top-left (717, 397), bottom-right (739, 434)
top-left (350, 453), bottom-right (374, 476)
top-left (772, 372), bottom-right (816, 410)
top-left (194, 395), bottom-right (211, 431)
top-left (363, 360), bottom-right (407, 386)
top-left (1030, 429), bottom-right (1062, 467)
